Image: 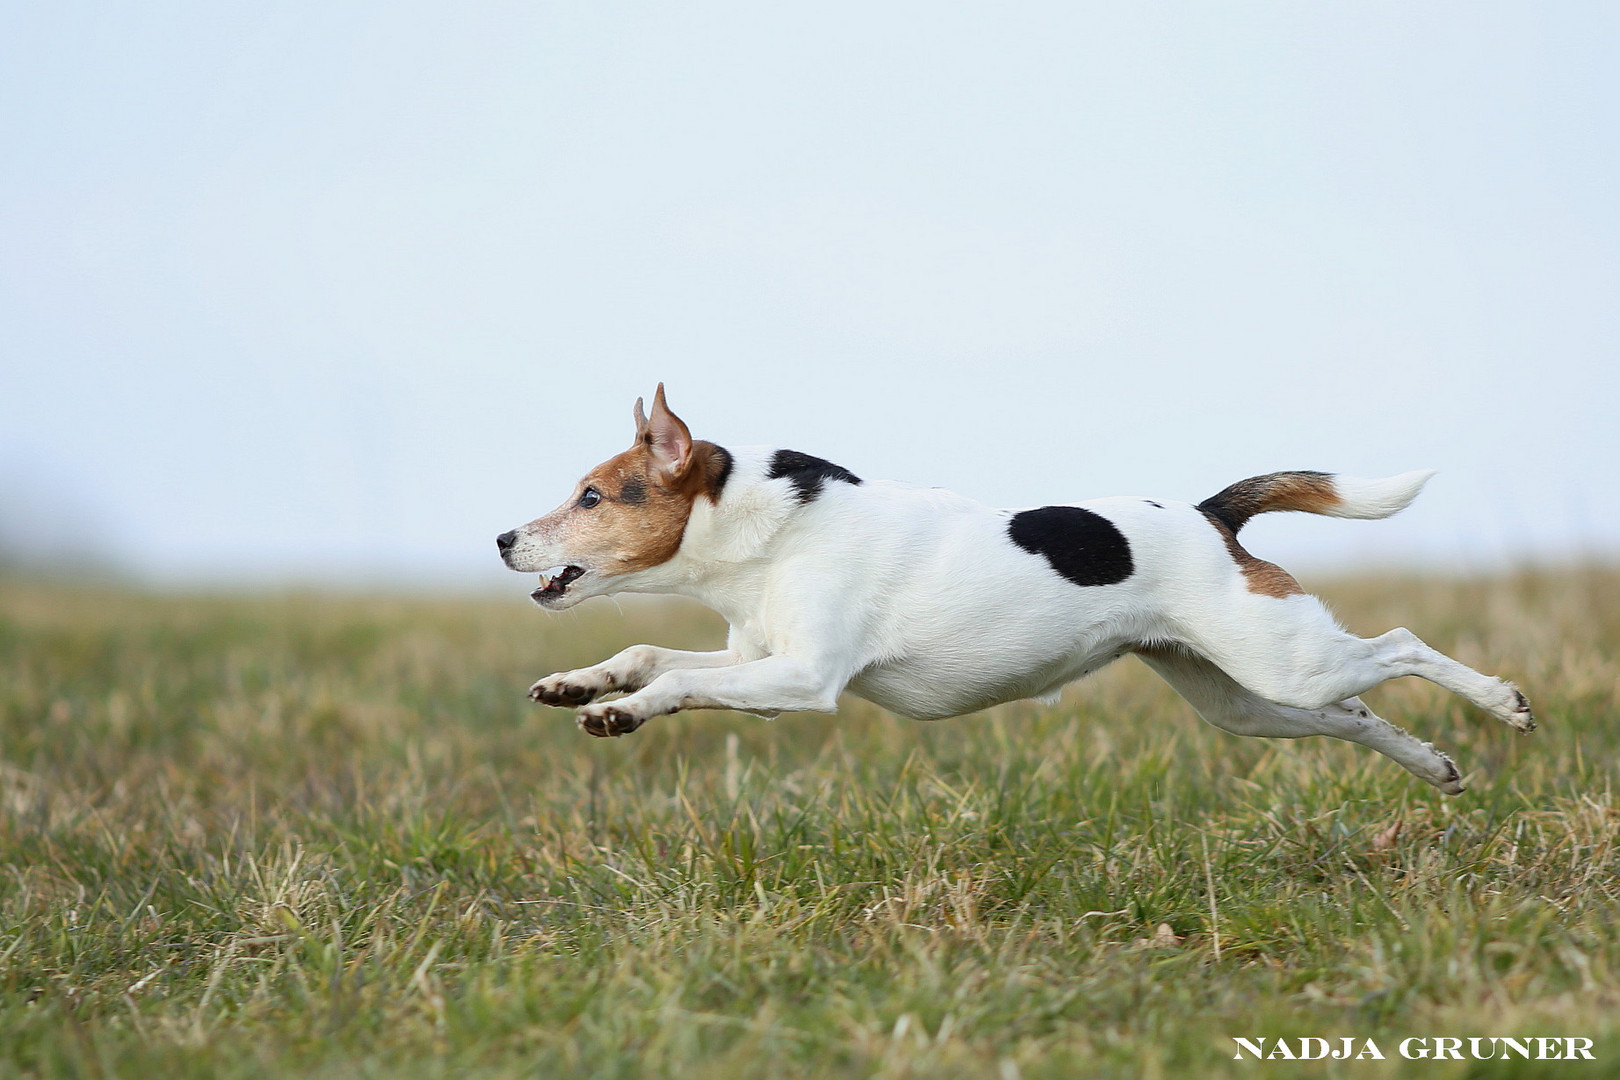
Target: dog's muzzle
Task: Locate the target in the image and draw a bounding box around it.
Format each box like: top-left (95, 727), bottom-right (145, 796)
top-left (498, 529), bottom-right (585, 602)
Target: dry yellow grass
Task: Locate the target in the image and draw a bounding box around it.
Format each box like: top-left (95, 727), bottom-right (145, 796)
top-left (1, 566), bottom-right (1617, 1077)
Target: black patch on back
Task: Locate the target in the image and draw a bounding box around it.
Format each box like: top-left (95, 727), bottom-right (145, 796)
top-left (1007, 506), bottom-right (1134, 587)
top-left (1144, 500), bottom-right (1163, 508)
top-left (618, 476), bottom-right (647, 505)
top-left (768, 449), bottom-right (861, 504)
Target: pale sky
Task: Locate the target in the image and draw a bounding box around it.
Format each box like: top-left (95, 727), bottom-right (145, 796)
top-left (3, 1), bottom-right (1617, 588)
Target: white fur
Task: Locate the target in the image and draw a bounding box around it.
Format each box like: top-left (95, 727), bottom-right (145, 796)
top-left (1319, 469), bottom-right (1436, 520)
top-left (509, 449), bottom-right (1533, 794)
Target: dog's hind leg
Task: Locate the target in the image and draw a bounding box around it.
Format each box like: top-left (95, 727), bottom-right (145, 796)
top-left (1359, 626), bottom-right (1535, 733)
top-left (1178, 594), bottom-right (1535, 733)
top-left (1136, 646), bottom-right (1466, 793)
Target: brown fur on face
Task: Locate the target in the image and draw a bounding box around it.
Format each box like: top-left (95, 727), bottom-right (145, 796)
top-left (1200, 510), bottom-right (1305, 599)
top-left (558, 438), bottom-right (731, 576)
top-left (519, 386), bottom-right (732, 580)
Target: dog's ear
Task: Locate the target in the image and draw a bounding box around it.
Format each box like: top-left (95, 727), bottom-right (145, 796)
top-left (633, 395), bottom-right (649, 437)
top-left (642, 383), bottom-right (693, 484)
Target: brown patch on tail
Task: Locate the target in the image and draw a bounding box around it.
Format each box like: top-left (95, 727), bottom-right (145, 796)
top-left (1200, 510), bottom-right (1304, 598)
top-left (1198, 471), bottom-right (1340, 533)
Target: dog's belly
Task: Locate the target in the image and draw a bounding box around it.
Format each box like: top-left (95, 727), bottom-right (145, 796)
top-left (847, 644), bottom-right (1127, 721)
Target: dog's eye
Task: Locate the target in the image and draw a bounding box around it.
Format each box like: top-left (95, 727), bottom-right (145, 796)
top-left (579, 487), bottom-right (602, 508)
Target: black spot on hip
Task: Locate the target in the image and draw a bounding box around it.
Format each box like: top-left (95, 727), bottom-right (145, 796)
top-left (768, 449), bottom-right (861, 504)
top-left (1007, 506), bottom-right (1134, 587)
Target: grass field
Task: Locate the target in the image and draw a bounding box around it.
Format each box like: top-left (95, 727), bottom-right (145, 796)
top-left (2, 567), bottom-right (1618, 1078)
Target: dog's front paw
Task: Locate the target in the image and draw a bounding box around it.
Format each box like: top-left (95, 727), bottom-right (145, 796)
top-left (529, 670), bottom-right (612, 707)
top-left (576, 701), bottom-right (647, 738)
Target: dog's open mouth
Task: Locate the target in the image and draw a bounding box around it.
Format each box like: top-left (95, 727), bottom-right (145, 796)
top-left (532, 565), bottom-right (586, 601)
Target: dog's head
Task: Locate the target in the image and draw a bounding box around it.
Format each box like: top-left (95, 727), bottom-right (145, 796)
top-left (496, 385), bottom-right (731, 608)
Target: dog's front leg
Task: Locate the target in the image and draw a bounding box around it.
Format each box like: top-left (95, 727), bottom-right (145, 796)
top-left (574, 655), bottom-right (843, 737)
top-left (530, 646), bottom-right (743, 707)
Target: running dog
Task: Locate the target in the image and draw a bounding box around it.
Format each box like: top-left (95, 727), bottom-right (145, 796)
top-left (496, 385), bottom-right (1534, 793)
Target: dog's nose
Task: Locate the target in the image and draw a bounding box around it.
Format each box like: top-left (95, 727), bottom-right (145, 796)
top-left (496, 530), bottom-right (518, 556)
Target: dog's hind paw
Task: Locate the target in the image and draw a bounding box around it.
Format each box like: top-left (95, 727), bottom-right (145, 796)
top-left (1434, 755), bottom-right (1466, 796)
top-left (1498, 686), bottom-right (1537, 734)
top-left (576, 702), bottom-right (646, 738)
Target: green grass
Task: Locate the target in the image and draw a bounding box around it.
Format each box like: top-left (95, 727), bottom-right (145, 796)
top-left (2, 568), bottom-right (1618, 1078)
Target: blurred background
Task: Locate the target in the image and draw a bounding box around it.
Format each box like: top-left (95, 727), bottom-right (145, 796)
top-left (3, 1), bottom-right (1616, 591)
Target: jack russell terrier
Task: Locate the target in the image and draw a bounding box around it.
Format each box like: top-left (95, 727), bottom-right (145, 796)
top-left (497, 386), bottom-right (1533, 794)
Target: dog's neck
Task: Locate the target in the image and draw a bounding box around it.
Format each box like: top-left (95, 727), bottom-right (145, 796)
top-left (608, 447), bottom-right (799, 617)
top-left (677, 446), bottom-right (799, 564)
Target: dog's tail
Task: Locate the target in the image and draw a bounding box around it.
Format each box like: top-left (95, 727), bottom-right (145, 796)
top-left (1199, 469), bottom-right (1436, 534)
